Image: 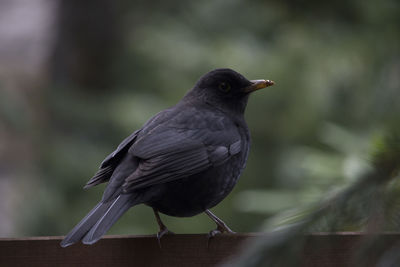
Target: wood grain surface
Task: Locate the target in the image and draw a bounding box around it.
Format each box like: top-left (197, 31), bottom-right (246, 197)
top-left (1, 233), bottom-right (399, 267)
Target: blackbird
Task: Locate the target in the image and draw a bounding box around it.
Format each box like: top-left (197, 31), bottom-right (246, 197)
top-left (60, 68), bottom-right (274, 247)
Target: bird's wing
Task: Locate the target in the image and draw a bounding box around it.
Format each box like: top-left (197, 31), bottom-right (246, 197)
top-left (84, 130), bottom-right (140, 188)
top-left (122, 113), bottom-right (242, 192)
top-left (100, 130), bottom-right (141, 167)
top-left (84, 108), bottom-right (174, 189)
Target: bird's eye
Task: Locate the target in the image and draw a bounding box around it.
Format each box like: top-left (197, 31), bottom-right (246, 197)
top-left (218, 82), bottom-right (231, 92)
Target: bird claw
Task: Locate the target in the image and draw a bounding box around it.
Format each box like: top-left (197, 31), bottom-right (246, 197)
top-left (152, 208), bottom-right (174, 248)
top-left (208, 225), bottom-right (235, 237)
top-left (207, 225), bottom-right (236, 248)
top-left (157, 227), bottom-right (174, 248)
top-left (204, 209), bottom-right (236, 248)
top-left (208, 229), bottom-right (222, 239)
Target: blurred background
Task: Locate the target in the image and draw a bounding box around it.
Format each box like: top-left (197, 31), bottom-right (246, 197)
top-left (0, 0), bottom-right (399, 238)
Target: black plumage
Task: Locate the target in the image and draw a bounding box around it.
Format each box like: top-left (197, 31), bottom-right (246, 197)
top-left (61, 68), bottom-right (274, 247)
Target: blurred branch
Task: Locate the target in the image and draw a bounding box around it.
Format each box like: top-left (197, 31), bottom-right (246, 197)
top-left (227, 130), bottom-right (400, 267)
top-left (51, 0), bottom-right (122, 90)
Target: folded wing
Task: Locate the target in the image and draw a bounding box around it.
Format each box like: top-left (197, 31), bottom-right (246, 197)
top-left (123, 126), bottom-right (242, 192)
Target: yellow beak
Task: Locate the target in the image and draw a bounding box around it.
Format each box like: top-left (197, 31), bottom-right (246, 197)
top-left (243, 79), bottom-right (275, 93)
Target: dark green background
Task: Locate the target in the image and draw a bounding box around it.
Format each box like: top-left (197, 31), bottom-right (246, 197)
top-left (0, 0), bottom-right (399, 237)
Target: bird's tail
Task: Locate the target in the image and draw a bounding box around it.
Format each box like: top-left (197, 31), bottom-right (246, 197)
top-left (60, 194), bottom-right (138, 247)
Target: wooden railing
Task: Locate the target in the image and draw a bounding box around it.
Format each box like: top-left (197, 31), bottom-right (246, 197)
top-left (1, 233), bottom-right (398, 266)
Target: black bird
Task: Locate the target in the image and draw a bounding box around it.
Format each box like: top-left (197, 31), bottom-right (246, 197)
top-left (60, 68), bottom-right (274, 247)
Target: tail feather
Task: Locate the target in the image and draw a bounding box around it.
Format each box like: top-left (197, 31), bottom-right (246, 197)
top-left (60, 194), bottom-right (137, 247)
top-left (60, 201), bottom-right (112, 247)
top-left (82, 194), bottom-right (135, 245)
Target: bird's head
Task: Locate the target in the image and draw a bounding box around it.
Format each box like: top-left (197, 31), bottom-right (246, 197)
top-left (184, 68), bottom-right (274, 114)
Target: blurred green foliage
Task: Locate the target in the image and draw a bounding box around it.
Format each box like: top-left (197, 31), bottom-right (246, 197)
top-left (230, 130), bottom-right (400, 266)
top-left (0, 0), bottom-right (398, 238)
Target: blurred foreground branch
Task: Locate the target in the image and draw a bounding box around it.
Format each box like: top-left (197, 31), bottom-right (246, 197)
top-left (227, 129), bottom-right (400, 267)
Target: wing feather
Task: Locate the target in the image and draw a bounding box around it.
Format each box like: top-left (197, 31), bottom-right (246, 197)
top-left (123, 143), bottom-right (211, 191)
top-left (84, 130), bottom-right (140, 188)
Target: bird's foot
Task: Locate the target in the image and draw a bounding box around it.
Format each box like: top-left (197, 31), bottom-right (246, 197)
top-left (207, 223), bottom-right (236, 248)
top-left (204, 209), bottom-right (235, 248)
top-left (208, 224), bottom-right (236, 238)
top-left (208, 228), bottom-right (222, 238)
top-left (156, 226), bottom-right (174, 248)
top-left (153, 208), bottom-right (174, 248)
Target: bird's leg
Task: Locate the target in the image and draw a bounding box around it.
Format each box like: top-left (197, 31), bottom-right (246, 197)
top-left (205, 209), bottom-right (236, 238)
top-left (153, 208), bottom-right (173, 248)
